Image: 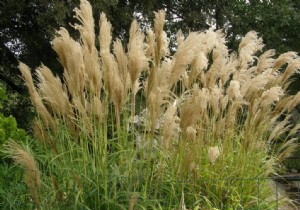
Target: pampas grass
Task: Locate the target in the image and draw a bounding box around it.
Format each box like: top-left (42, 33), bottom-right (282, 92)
top-left (11, 0), bottom-right (300, 209)
top-left (4, 140), bottom-right (41, 209)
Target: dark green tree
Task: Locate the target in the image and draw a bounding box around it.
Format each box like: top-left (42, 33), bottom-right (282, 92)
top-left (226, 0), bottom-right (300, 53)
top-left (0, 0), bottom-right (74, 129)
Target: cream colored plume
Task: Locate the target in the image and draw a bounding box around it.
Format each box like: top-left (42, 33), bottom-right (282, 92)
top-left (52, 28), bottom-right (85, 101)
top-left (73, 0), bottom-right (94, 51)
top-left (169, 32), bottom-right (202, 87)
top-left (19, 63), bottom-right (56, 131)
top-left (128, 19), bottom-right (148, 96)
top-left (5, 140), bottom-right (41, 209)
top-left (127, 19), bottom-right (148, 120)
top-left (260, 86), bottom-right (284, 107)
top-left (285, 92), bottom-right (300, 112)
top-left (147, 87), bottom-right (166, 131)
top-left (91, 95), bottom-right (104, 123)
top-left (208, 146), bottom-right (221, 164)
top-left (186, 126), bottom-right (197, 142)
top-left (238, 31), bottom-right (264, 69)
top-left (114, 39), bottom-right (130, 92)
top-left (153, 10), bottom-right (169, 65)
top-left (99, 13), bottom-right (125, 128)
top-left (36, 64), bottom-right (70, 117)
top-left (146, 29), bottom-right (155, 58)
top-left (280, 58), bottom-right (300, 85)
top-left (99, 12), bottom-right (112, 54)
top-left (273, 51), bottom-right (298, 70)
top-left (227, 80), bottom-right (243, 101)
top-left (180, 86), bottom-right (210, 132)
top-left (209, 85), bottom-right (224, 118)
top-left (188, 51), bottom-right (208, 89)
top-left (163, 100), bottom-right (180, 149)
top-left (256, 49), bottom-right (275, 73)
top-left (99, 13), bottom-right (113, 95)
top-left (170, 29), bottom-right (221, 88)
top-left (74, 0), bottom-right (101, 95)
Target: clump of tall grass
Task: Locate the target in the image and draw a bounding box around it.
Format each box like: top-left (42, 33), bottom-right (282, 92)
top-left (4, 140), bottom-right (40, 209)
top-left (6, 0), bottom-right (300, 208)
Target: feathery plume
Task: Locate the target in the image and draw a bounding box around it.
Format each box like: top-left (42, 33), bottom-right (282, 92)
top-left (19, 63), bottom-right (57, 131)
top-left (280, 58), bottom-right (300, 85)
top-left (241, 70), bottom-right (275, 100)
top-left (186, 126), bottom-right (197, 142)
top-left (163, 101), bottom-right (180, 149)
top-left (99, 14), bottom-right (126, 124)
top-left (227, 80), bottom-right (243, 101)
top-left (52, 28), bottom-right (85, 101)
top-left (260, 86), bottom-right (284, 107)
top-left (19, 62), bottom-right (36, 96)
top-left (146, 29), bottom-right (155, 58)
top-left (128, 19), bottom-right (148, 95)
top-left (91, 95), bottom-right (104, 124)
top-left (100, 41), bottom-right (125, 128)
top-left (169, 32), bottom-right (200, 86)
top-left (238, 31), bottom-right (264, 69)
top-left (147, 87), bottom-right (165, 132)
top-left (128, 19), bottom-right (148, 119)
top-left (99, 12), bottom-right (112, 54)
top-left (111, 71), bottom-right (125, 129)
top-left (73, 0), bottom-right (94, 51)
top-left (285, 91), bottom-right (300, 113)
top-left (73, 98), bottom-right (93, 136)
top-left (170, 30), bottom-right (221, 88)
top-left (5, 140), bottom-right (41, 209)
top-left (256, 49), bottom-right (275, 73)
top-left (268, 117), bottom-right (292, 142)
top-left (32, 119), bottom-right (57, 151)
top-left (209, 85), bottom-right (224, 117)
top-left (180, 86), bottom-right (209, 132)
top-left (114, 39), bottom-right (130, 92)
top-left (153, 10), bottom-right (169, 65)
top-left (73, 0), bottom-right (101, 95)
top-left (188, 52), bottom-right (208, 88)
top-left (277, 138), bottom-right (298, 161)
top-left (208, 146), bottom-right (221, 164)
top-left (219, 53), bottom-right (237, 86)
top-left (205, 44), bottom-right (227, 90)
top-left (36, 64), bottom-right (70, 117)
top-left (273, 51), bottom-right (298, 70)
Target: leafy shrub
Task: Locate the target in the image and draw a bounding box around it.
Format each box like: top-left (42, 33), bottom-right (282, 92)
top-left (0, 86), bottom-right (32, 210)
top-left (0, 86), bottom-right (26, 148)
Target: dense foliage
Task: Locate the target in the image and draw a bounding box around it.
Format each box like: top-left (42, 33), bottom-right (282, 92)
top-left (0, 86), bottom-right (30, 210)
top-left (0, 87), bottom-right (26, 147)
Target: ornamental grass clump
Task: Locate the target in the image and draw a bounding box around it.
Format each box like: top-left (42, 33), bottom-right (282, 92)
top-left (8, 0), bottom-right (300, 208)
top-left (4, 140), bottom-right (41, 209)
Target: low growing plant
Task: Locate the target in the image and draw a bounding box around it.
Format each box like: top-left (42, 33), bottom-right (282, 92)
top-left (4, 0), bottom-right (300, 209)
top-left (0, 86), bottom-right (33, 210)
top-left (0, 87), bottom-right (27, 147)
